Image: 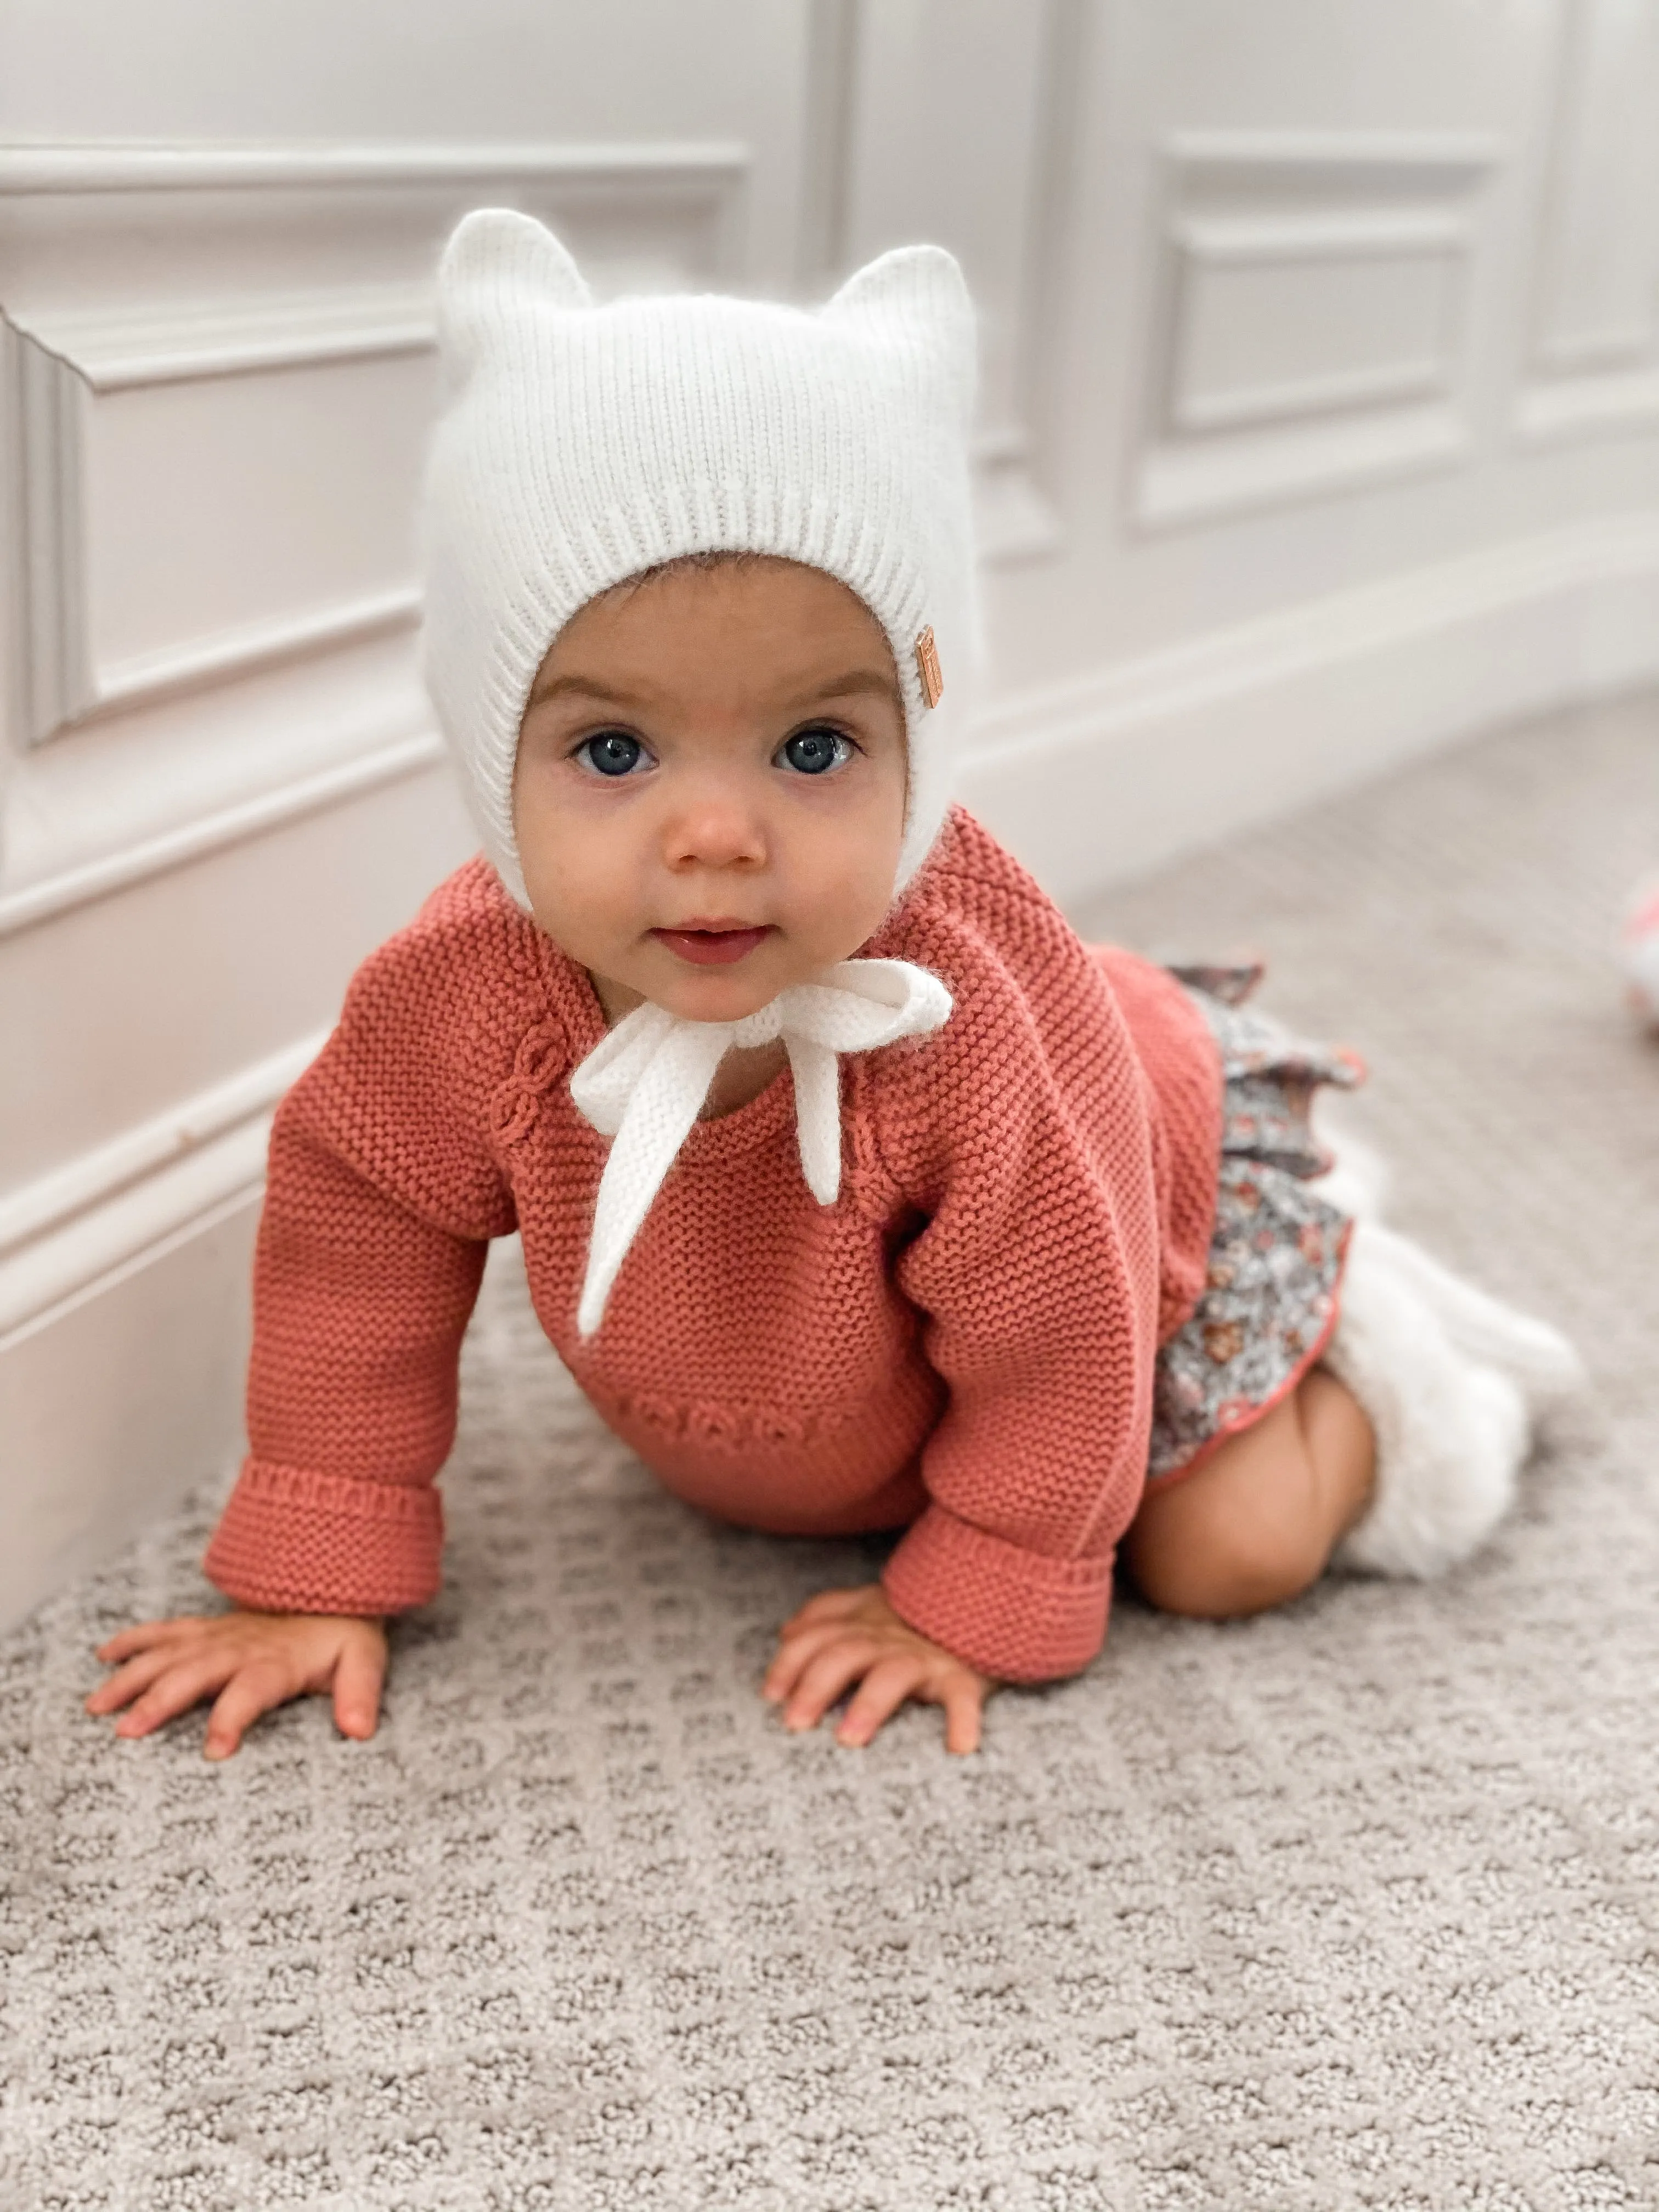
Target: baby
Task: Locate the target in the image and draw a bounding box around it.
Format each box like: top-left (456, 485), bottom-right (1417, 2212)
top-left (88, 212), bottom-right (1577, 1761)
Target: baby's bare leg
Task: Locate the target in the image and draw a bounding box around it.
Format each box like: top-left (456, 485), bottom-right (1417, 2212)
top-left (1122, 1368), bottom-right (1374, 1619)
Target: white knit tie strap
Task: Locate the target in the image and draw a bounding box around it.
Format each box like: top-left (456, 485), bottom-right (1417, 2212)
top-left (568, 958), bottom-right (952, 1336)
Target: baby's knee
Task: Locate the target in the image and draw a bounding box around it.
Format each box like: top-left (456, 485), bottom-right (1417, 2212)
top-left (1125, 1479), bottom-right (1329, 1621)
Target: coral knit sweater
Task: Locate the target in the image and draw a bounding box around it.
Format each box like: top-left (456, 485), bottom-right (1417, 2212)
top-left (205, 808), bottom-right (1223, 1684)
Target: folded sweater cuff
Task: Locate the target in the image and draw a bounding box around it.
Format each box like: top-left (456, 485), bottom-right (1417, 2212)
top-left (881, 1504), bottom-right (1111, 1684)
top-left (204, 1458), bottom-right (443, 1615)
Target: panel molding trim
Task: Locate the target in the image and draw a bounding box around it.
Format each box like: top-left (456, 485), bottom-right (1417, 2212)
top-left (8, 303), bottom-right (427, 741)
top-left (0, 1028), bottom-right (325, 1345)
top-left (1516, 366), bottom-right (1659, 444)
top-left (0, 726), bottom-right (445, 939)
top-left (1516, 0), bottom-right (1659, 445)
top-left (6, 283), bottom-right (437, 393)
top-left (1166, 206), bottom-right (1468, 433)
top-left (0, 140), bottom-right (752, 196)
top-left (815, 0), bottom-right (1083, 563)
top-left (3, 283), bottom-right (441, 737)
top-left (962, 510), bottom-right (1659, 906)
top-left (1137, 132), bottom-right (1500, 529)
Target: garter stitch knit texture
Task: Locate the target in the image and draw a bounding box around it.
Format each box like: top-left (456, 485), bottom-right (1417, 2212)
top-left (206, 811), bottom-right (1224, 1684)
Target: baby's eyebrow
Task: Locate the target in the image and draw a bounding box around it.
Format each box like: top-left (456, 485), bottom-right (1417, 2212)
top-left (794, 669), bottom-right (901, 707)
top-left (528, 667), bottom-right (899, 712)
top-left (528, 672), bottom-right (642, 710)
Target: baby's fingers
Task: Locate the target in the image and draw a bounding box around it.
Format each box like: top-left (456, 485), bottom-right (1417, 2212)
top-left (86, 1645), bottom-right (183, 1716)
top-left (835, 1655), bottom-right (926, 1748)
top-left (777, 1585), bottom-right (873, 1638)
top-left (936, 1676), bottom-right (986, 1757)
top-left (114, 1650), bottom-right (242, 1740)
top-left (331, 1633), bottom-right (387, 1742)
top-left (204, 1660), bottom-right (302, 1762)
top-left (95, 1617), bottom-right (207, 1665)
top-left (781, 1638), bottom-right (880, 1734)
top-left (763, 1618), bottom-right (858, 1705)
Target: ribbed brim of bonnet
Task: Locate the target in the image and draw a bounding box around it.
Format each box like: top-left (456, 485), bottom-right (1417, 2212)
top-left (419, 207), bottom-right (980, 910)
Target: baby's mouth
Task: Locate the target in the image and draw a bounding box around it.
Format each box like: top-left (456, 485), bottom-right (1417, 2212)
top-left (651, 922), bottom-right (776, 968)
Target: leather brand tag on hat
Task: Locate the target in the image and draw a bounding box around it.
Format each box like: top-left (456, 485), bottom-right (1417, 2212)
top-left (915, 626), bottom-right (944, 709)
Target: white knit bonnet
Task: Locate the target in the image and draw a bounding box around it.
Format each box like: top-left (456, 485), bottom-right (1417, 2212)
top-left (420, 206), bottom-right (979, 907)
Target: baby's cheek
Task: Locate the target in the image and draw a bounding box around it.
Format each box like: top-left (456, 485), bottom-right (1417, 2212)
top-left (518, 807), bottom-right (635, 943)
top-left (785, 849), bottom-right (900, 964)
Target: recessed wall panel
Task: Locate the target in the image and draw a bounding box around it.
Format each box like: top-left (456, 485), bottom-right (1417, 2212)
top-left (1517, 0), bottom-right (1659, 440)
top-left (1173, 245), bottom-right (1455, 434)
top-left (83, 345), bottom-right (435, 682)
top-left (1137, 137), bottom-right (1494, 528)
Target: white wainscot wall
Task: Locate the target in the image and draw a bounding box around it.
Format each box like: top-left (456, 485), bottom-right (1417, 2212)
top-left (4, 0), bottom-right (1659, 1624)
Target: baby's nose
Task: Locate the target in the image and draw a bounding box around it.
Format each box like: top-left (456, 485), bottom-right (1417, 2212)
top-left (661, 790), bottom-right (768, 870)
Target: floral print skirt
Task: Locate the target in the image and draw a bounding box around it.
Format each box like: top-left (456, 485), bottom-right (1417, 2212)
top-left (1146, 965), bottom-right (1363, 1486)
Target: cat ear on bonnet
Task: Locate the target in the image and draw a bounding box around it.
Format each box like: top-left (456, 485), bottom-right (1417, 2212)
top-left (435, 207), bottom-right (594, 378)
top-left (821, 244), bottom-right (978, 434)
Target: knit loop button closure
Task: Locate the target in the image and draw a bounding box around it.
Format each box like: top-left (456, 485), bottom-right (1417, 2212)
top-left (516, 1029), bottom-right (566, 1086)
top-left (490, 1020), bottom-right (567, 1145)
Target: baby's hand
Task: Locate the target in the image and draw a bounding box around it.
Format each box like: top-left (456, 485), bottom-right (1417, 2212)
top-left (763, 1583), bottom-right (995, 1754)
top-left (86, 1610), bottom-right (387, 1760)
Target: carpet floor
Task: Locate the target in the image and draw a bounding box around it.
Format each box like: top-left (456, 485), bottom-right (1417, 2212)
top-left (6, 691), bottom-right (1659, 2211)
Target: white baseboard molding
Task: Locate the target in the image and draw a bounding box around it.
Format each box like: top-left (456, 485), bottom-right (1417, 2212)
top-left (961, 512), bottom-right (1659, 907)
top-left (0, 1189), bottom-right (260, 1634)
top-left (0, 1036), bottom-right (329, 1628)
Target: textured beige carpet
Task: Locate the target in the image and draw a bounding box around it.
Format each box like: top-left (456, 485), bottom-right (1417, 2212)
top-left (7, 693), bottom-right (1659, 2211)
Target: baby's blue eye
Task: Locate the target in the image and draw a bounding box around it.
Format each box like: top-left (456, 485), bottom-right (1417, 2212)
top-left (578, 730), bottom-right (645, 777)
top-left (780, 726), bottom-right (851, 776)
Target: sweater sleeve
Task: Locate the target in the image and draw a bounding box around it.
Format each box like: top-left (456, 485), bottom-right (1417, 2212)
top-left (204, 882), bottom-right (523, 1615)
top-left (872, 925), bottom-right (1167, 1685)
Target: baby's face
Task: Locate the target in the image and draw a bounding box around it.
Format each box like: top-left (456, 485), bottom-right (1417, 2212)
top-left (513, 557), bottom-right (909, 1023)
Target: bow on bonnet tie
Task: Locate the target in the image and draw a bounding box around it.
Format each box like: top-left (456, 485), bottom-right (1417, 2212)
top-left (568, 958), bottom-right (952, 1336)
